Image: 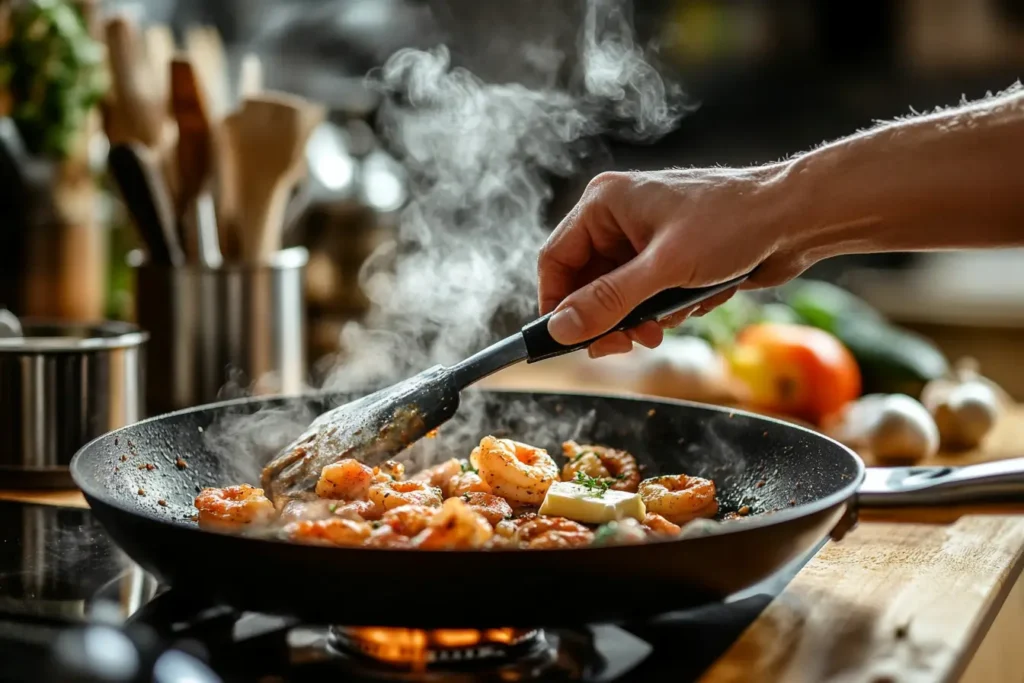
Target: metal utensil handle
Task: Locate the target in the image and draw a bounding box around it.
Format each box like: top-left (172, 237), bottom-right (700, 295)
top-left (520, 274), bottom-right (749, 362)
top-left (857, 458), bottom-right (1024, 507)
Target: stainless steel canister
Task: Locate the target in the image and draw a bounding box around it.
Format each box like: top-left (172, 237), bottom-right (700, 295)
top-left (0, 320), bottom-right (147, 488)
top-left (132, 247), bottom-right (308, 416)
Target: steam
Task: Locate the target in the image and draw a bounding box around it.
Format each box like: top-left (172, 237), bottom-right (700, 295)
top-left (205, 0), bottom-right (688, 479)
top-left (323, 0), bottom-right (686, 392)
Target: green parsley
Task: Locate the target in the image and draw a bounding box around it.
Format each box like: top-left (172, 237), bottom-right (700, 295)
top-left (574, 470), bottom-right (611, 498)
top-left (571, 449), bottom-right (595, 463)
top-left (328, 503), bottom-right (337, 513)
top-left (460, 460), bottom-right (478, 474)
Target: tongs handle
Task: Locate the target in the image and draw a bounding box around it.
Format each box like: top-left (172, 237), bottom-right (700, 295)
top-left (520, 274), bottom-right (749, 362)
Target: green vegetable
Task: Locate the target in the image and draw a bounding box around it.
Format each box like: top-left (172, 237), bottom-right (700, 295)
top-left (758, 303), bottom-right (803, 325)
top-left (1, 0), bottom-right (107, 158)
top-left (780, 279), bottom-right (883, 334)
top-left (833, 317), bottom-right (949, 397)
top-left (460, 460), bottom-right (478, 474)
top-left (672, 291), bottom-right (762, 347)
top-left (574, 471), bottom-right (610, 498)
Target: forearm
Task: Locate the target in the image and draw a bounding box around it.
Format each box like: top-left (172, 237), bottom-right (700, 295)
top-left (780, 84), bottom-right (1024, 261)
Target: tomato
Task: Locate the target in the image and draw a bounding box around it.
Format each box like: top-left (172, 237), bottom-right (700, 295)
top-left (727, 323), bottom-right (861, 424)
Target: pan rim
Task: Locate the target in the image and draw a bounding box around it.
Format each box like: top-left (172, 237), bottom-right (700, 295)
top-left (70, 388), bottom-right (867, 555)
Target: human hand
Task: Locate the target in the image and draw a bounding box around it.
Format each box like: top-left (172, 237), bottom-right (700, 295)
top-left (537, 165), bottom-right (808, 357)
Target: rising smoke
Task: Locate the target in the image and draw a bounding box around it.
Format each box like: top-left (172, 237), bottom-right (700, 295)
top-left (204, 0), bottom-right (689, 478)
top-left (323, 0), bottom-right (687, 391)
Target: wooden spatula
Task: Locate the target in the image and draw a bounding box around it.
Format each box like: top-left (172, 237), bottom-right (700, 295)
top-left (222, 93), bottom-right (325, 263)
top-left (104, 16), bottom-right (165, 147)
top-left (144, 24), bottom-right (176, 115)
top-left (171, 56), bottom-right (224, 266)
top-left (185, 25), bottom-right (229, 120)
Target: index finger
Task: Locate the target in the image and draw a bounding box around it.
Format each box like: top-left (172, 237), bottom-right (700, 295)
top-left (537, 201), bottom-right (595, 315)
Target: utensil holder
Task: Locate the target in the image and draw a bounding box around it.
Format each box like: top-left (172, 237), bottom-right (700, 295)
top-left (0, 320), bottom-right (147, 488)
top-left (132, 247), bottom-right (308, 416)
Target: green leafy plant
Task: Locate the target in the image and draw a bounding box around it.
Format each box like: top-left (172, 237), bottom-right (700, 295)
top-left (1, 0), bottom-right (107, 158)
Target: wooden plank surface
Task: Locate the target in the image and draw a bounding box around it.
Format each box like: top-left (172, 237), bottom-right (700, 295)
top-left (701, 517), bottom-right (1024, 683)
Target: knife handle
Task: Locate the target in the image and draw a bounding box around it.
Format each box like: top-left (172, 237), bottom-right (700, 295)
top-left (520, 274), bottom-right (749, 362)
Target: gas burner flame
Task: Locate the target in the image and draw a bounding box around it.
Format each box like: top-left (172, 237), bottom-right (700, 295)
top-left (330, 626), bottom-right (542, 669)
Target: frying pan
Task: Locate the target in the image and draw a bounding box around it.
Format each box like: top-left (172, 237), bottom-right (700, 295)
top-left (70, 389), bottom-right (1024, 628)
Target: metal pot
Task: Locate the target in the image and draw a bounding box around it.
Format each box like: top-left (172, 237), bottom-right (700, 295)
top-left (0, 320), bottom-right (147, 489)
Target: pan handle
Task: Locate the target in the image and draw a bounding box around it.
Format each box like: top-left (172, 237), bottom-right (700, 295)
top-left (857, 459), bottom-right (1024, 507)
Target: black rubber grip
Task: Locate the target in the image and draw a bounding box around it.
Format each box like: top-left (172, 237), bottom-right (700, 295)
top-left (520, 274), bottom-right (749, 362)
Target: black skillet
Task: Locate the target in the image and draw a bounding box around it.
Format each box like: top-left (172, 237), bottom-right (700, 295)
top-left (71, 273), bottom-right (1024, 627)
top-left (70, 386), bottom-right (1024, 628)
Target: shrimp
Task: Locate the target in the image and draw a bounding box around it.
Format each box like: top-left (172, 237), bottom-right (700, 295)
top-left (448, 471), bottom-right (491, 497)
top-left (368, 480), bottom-right (443, 512)
top-left (331, 499), bottom-right (383, 522)
top-left (494, 512), bottom-right (537, 539)
top-left (638, 475), bottom-right (718, 525)
top-left (364, 524), bottom-right (412, 548)
top-left (516, 517), bottom-right (594, 549)
top-left (277, 498), bottom-right (336, 523)
top-left (458, 492), bottom-right (513, 526)
top-left (380, 504), bottom-right (438, 536)
top-left (284, 518), bottom-right (372, 547)
top-left (561, 441), bottom-right (641, 493)
top-left (411, 458), bottom-right (463, 497)
top-left (373, 460), bottom-right (406, 482)
top-left (195, 485), bottom-right (275, 530)
top-left (316, 459), bottom-right (375, 501)
top-left (411, 498), bottom-right (493, 549)
top-left (473, 436), bottom-right (558, 505)
top-left (642, 513), bottom-right (682, 537)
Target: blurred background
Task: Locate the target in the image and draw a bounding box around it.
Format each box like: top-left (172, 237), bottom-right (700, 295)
top-left (2, 0), bottom-right (1023, 409)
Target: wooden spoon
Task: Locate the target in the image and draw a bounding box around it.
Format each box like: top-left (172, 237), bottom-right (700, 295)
top-left (222, 93), bottom-right (325, 263)
top-left (104, 16), bottom-right (165, 147)
top-left (170, 57), bottom-right (213, 226)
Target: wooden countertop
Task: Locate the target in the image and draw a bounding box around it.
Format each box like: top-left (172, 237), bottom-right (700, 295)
top-left (3, 359), bottom-right (1023, 682)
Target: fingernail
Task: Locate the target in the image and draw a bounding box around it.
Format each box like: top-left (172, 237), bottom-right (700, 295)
top-left (548, 306), bottom-right (584, 343)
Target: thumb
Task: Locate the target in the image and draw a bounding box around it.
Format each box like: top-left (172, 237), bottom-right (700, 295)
top-left (547, 253), bottom-right (667, 345)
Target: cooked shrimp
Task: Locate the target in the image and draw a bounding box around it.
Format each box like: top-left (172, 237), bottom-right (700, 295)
top-left (195, 485), bottom-right (275, 530)
top-left (494, 512), bottom-right (537, 539)
top-left (638, 475), bottom-right (718, 525)
top-left (373, 460), bottom-right (406, 482)
top-left (411, 458), bottom-right (463, 497)
top-left (458, 492), bottom-right (513, 526)
top-left (364, 525), bottom-right (412, 548)
top-left (277, 498), bottom-right (336, 523)
top-left (448, 471), bottom-right (491, 497)
top-left (284, 518), bottom-right (372, 547)
top-left (381, 504), bottom-right (437, 536)
top-left (642, 513), bottom-right (682, 537)
top-left (316, 459), bottom-right (375, 500)
top-left (411, 498), bottom-right (493, 549)
top-left (516, 517), bottom-right (594, 549)
top-left (473, 436), bottom-right (558, 505)
top-left (331, 499), bottom-right (383, 522)
top-left (562, 441), bottom-right (641, 492)
top-left (368, 480), bottom-right (443, 512)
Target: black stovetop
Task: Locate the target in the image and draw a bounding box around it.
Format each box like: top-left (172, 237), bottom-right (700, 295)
top-left (0, 499), bottom-right (814, 682)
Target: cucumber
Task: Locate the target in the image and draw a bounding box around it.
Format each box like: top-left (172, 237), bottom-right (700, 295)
top-left (834, 317), bottom-right (949, 397)
top-left (781, 279), bottom-right (883, 334)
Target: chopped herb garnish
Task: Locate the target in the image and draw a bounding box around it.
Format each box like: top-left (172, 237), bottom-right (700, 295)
top-left (460, 460), bottom-right (478, 474)
top-left (614, 473), bottom-right (626, 480)
top-left (328, 503), bottom-right (337, 513)
top-left (461, 493), bottom-right (472, 502)
top-left (574, 471), bottom-right (610, 498)
top-left (571, 449), bottom-right (594, 463)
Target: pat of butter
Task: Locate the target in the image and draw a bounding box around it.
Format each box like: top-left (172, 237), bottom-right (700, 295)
top-left (538, 481), bottom-right (646, 524)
